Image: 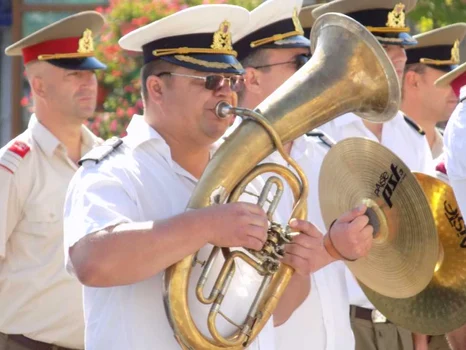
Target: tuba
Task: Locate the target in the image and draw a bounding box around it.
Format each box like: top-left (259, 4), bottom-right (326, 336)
top-left (163, 13), bottom-right (401, 350)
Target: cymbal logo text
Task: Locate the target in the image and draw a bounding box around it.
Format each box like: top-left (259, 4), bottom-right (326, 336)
top-left (444, 201), bottom-right (466, 248)
top-left (374, 163), bottom-right (406, 208)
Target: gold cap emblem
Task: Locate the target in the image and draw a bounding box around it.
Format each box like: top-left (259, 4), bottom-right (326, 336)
top-left (386, 3), bottom-right (406, 29)
top-left (211, 20), bottom-right (233, 51)
top-left (78, 29), bottom-right (94, 54)
top-left (292, 8), bottom-right (304, 35)
top-left (451, 39), bottom-right (460, 64)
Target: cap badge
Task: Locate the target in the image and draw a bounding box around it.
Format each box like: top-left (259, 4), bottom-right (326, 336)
top-left (386, 3), bottom-right (406, 29)
top-left (78, 29), bottom-right (94, 54)
top-left (211, 20), bottom-right (233, 51)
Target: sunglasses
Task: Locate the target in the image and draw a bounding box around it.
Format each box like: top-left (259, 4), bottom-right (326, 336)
top-left (251, 54), bottom-right (310, 71)
top-left (156, 72), bottom-right (246, 92)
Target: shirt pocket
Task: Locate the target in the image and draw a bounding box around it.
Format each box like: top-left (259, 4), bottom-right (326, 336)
top-left (16, 205), bottom-right (62, 238)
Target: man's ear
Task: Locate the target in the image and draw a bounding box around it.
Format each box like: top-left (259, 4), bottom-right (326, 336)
top-left (403, 70), bottom-right (420, 89)
top-left (146, 75), bottom-right (165, 105)
top-left (243, 67), bottom-right (262, 94)
top-left (30, 76), bottom-right (46, 99)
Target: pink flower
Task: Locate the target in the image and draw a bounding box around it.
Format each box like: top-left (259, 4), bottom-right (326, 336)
top-left (110, 119), bottom-right (118, 132)
top-left (20, 96), bottom-right (30, 107)
top-left (127, 107), bottom-right (137, 116)
top-left (116, 108), bottom-right (126, 118)
top-left (136, 99), bottom-right (144, 109)
top-left (132, 16), bottom-right (151, 26)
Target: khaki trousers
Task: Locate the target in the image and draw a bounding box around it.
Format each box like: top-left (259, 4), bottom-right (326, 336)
top-left (351, 317), bottom-right (414, 350)
top-left (0, 334), bottom-right (29, 350)
top-left (428, 335), bottom-right (451, 350)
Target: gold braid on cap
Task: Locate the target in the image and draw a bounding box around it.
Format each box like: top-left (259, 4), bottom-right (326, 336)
top-left (366, 3), bottom-right (410, 33)
top-left (38, 29), bottom-right (95, 60)
top-left (420, 40), bottom-right (461, 66)
top-left (153, 20), bottom-right (237, 57)
top-left (250, 8), bottom-right (304, 48)
top-left (174, 55), bottom-right (243, 70)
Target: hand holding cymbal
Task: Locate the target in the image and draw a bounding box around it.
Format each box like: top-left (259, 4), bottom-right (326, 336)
top-left (319, 137), bottom-right (438, 299)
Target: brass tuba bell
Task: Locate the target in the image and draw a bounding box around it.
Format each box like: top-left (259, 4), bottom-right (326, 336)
top-left (163, 13), bottom-right (401, 350)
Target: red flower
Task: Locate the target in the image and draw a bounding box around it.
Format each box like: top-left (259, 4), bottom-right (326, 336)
top-left (109, 119), bottom-right (118, 132)
top-left (132, 16), bottom-right (151, 26)
top-left (20, 96), bottom-right (30, 107)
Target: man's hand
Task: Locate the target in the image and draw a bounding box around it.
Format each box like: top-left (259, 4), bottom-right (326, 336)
top-left (281, 219), bottom-right (332, 276)
top-left (202, 202), bottom-right (269, 251)
top-left (327, 205), bottom-right (374, 261)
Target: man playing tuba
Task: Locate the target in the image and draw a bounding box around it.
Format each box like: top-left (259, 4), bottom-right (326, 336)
top-left (63, 4), bottom-right (374, 350)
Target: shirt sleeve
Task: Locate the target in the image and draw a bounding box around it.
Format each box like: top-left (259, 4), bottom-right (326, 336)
top-left (0, 169), bottom-right (21, 259)
top-left (63, 163), bottom-right (140, 274)
top-left (445, 102), bottom-right (466, 181)
top-left (444, 101), bottom-right (466, 214)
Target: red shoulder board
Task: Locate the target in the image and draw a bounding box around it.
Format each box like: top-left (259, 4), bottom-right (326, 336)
top-left (8, 141), bottom-right (30, 158)
top-left (0, 141), bottom-right (31, 174)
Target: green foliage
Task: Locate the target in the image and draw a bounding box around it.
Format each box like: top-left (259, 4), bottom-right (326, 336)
top-left (407, 0), bottom-right (466, 32)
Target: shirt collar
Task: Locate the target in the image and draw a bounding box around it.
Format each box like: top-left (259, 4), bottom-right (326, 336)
top-left (29, 114), bottom-right (61, 157)
top-left (334, 111), bottom-right (404, 127)
top-left (124, 114), bottom-right (175, 169)
top-left (81, 124), bottom-right (101, 154)
top-left (125, 114), bottom-right (166, 148)
top-left (29, 114), bottom-right (101, 158)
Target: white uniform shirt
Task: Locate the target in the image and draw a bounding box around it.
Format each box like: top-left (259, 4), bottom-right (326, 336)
top-left (432, 128), bottom-right (444, 161)
top-left (319, 111), bottom-right (435, 309)
top-left (0, 115), bottom-right (100, 349)
top-left (63, 115), bottom-right (274, 350)
top-left (262, 135), bottom-right (354, 350)
top-left (444, 86), bottom-right (466, 216)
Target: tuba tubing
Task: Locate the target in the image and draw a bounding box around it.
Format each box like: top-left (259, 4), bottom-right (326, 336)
top-left (163, 12), bottom-right (401, 349)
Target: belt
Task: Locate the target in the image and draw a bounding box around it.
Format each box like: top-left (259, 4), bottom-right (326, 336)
top-left (350, 305), bottom-right (390, 324)
top-left (6, 334), bottom-right (77, 350)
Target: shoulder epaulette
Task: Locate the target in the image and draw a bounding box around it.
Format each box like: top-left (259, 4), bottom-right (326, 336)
top-left (306, 130), bottom-right (334, 148)
top-left (78, 137), bottom-right (123, 166)
top-left (403, 115), bottom-right (425, 136)
top-left (0, 140), bottom-right (31, 174)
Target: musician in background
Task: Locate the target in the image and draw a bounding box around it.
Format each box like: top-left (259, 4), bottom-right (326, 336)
top-left (403, 24), bottom-right (466, 162)
top-left (232, 0), bottom-right (374, 349)
top-left (313, 1), bottom-right (435, 349)
top-left (402, 25), bottom-right (466, 350)
top-left (0, 12), bottom-right (106, 350)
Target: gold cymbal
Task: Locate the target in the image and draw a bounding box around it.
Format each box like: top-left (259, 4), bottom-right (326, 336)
top-left (319, 138), bottom-right (438, 298)
top-left (360, 172), bottom-right (466, 335)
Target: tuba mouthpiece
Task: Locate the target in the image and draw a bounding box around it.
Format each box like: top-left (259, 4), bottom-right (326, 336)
top-left (215, 101), bottom-right (233, 119)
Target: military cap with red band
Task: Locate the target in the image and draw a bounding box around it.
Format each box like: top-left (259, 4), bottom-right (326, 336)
top-left (5, 11), bottom-right (106, 71)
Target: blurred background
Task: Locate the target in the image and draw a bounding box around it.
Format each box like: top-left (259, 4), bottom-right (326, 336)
top-left (0, 0), bottom-right (465, 146)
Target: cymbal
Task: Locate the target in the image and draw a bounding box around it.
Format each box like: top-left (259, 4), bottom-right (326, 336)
top-left (360, 172), bottom-right (466, 335)
top-left (319, 138), bottom-right (438, 299)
